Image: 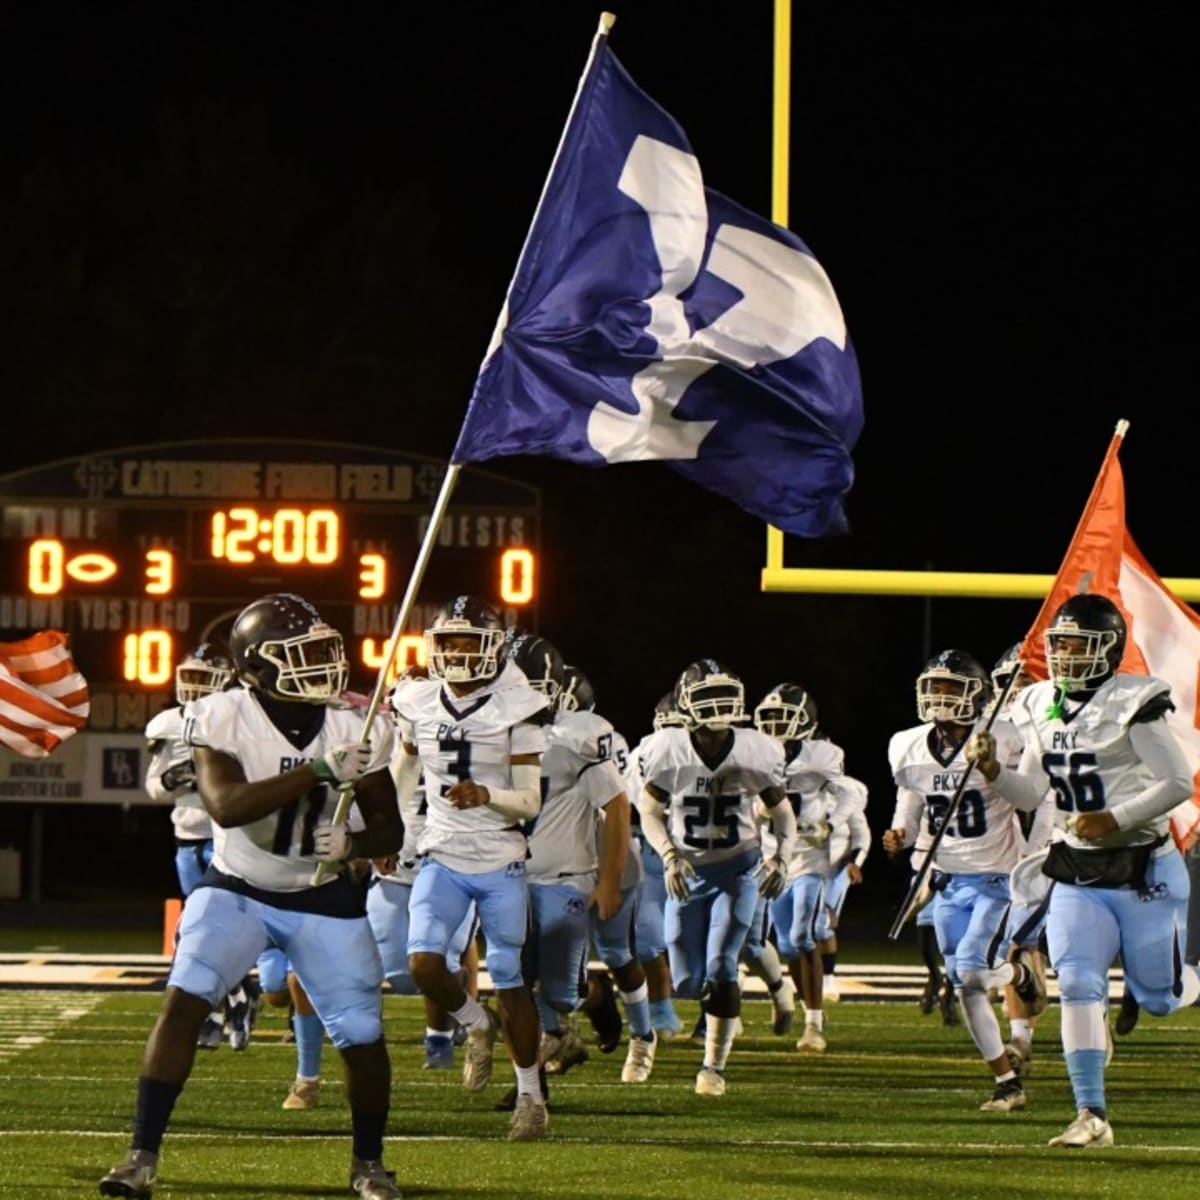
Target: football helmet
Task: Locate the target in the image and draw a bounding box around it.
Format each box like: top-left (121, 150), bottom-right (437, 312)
top-left (425, 595), bottom-right (505, 684)
top-left (754, 683), bottom-right (818, 742)
top-left (175, 642), bottom-right (234, 704)
top-left (990, 642), bottom-right (1033, 714)
top-left (1044, 594), bottom-right (1126, 688)
top-left (507, 632), bottom-right (565, 707)
top-left (674, 659), bottom-right (745, 729)
top-left (559, 665), bottom-right (595, 713)
top-left (652, 692), bottom-right (688, 731)
top-left (916, 649), bottom-right (990, 724)
top-left (230, 593), bottom-right (348, 703)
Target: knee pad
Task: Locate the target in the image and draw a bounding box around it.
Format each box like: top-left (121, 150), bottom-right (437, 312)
top-left (324, 1004), bottom-right (383, 1050)
top-left (256, 950), bottom-right (290, 996)
top-left (1054, 962), bottom-right (1106, 1006)
top-left (485, 942), bottom-right (523, 991)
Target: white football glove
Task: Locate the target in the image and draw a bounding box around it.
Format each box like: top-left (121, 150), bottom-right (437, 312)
top-left (313, 742), bottom-right (372, 784)
top-left (755, 856), bottom-right (788, 899)
top-left (313, 822), bottom-right (353, 864)
top-left (662, 850), bottom-right (697, 902)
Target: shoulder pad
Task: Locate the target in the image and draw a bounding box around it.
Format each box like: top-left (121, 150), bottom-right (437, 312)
top-left (145, 706), bottom-right (183, 742)
top-left (1132, 690), bottom-right (1175, 724)
top-left (549, 710), bottom-right (617, 762)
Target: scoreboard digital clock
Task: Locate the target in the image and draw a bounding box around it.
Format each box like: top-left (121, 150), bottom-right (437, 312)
top-left (0, 440), bottom-right (541, 731)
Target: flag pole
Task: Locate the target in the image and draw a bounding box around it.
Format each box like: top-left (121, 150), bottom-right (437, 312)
top-left (314, 14), bottom-right (620, 884)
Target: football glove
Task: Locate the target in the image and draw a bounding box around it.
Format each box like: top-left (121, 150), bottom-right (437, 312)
top-left (662, 850), bottom-right (697, 902)
top-left (313, 822), bottom-right (353, 864)
top-left (755, 856), bottom-right (788, 899)
top-left (313, 742), bottom-right (372, 784)
top-left (161, 762), bottom-right (197, 793)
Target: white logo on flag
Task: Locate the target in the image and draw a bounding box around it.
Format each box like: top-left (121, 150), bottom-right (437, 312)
top-left (587, 135), bottom-right (848, 463)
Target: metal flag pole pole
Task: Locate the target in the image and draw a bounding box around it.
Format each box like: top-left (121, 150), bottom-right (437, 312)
top-left (886, 664), bottom-right (1023, 940)
top-left (311, 463), bottom-right (461, 885)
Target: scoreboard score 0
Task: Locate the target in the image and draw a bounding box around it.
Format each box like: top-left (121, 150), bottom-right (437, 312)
top-left (0, 440), bottom-right (541, 731)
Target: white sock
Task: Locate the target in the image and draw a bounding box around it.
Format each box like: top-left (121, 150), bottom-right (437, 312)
top-left (1010, 1017), bottom-right (1033, 1044)
top-left (804, 1007), bottom-right (825, 1031)
top-left (959, 989), bottom-right (1005, 1061)
top-left (450, 996), bottom-right (489, 1032)
top-left (704, 1014), bottom-right (738, 1071)
top-left (514, 1063), bottom-right (543, 1101)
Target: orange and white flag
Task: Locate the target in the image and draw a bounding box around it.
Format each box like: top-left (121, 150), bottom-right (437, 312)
top-left (1019, 420), bottom-right (1200, 846)
top-left (0, 631), bottom-right (90, 758)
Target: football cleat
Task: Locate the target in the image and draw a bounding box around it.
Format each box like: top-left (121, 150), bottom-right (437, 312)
top-left (98, 1149), bottom-right (157, 1198)
top-left (196, 1015), bottom-right (223, 1051)
top-left (462, 1006), bottom-right (501, 1093)
top-left (225, 987), bottom-right (258, 1051)
top-left (451, 1021), bottom-right (469, 1047)
top-left (919, 972), bottom-right (941, 1016)
top-left (621, 1033), bottom-right (657, 1084)
top-left (543, 1026), bottom-right (589, 1076)
top-left (979, 1078), bottom-right (1026, 1112)
top-left (1004, 1036), bottom-right (1033, 1079)
top-left (694, 1066), bottom-right (727, 1097)
top-left (1048, 1109), bottom-right (1114, 1148)
top-left (1115, 990), bottom-right (1140, 1036)
top-left (771, 976), bottom-right (797, 1035)
top-left (350, 1157), bottom-right (402, 1199)
top-left (796, 1024), bottom-right (827, 1053)
top-left (508, 1094), bottom-right (550, 1140)
top-left (939, 977), bottom-right (960, 1026)
top-left (1013, 949), bottom-right (1047, 1017)
top-left (823, 975), bottom-right (840, 1004)
top-left (281, 1077), bottom-right (321, 1110)
top-left (422, 1034), bottom-right (454, 1070)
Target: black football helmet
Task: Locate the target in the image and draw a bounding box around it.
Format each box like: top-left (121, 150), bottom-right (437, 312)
top-left (230, 594), bottom-right (348, 703)
top-left (989, 642), bottom-right (1033, 715)
top-left (559, 665), bottom-right (595, 713)
top-left (1045, 594), bottom-right (1126, 688)
top-left (916, 649), bottom-right (991, 724)
top-left (424, 595), bottom-right (505, 684)
top-left (674, 659), bottom-right (745, 729)
top-left (652, 691), bottom-right (689, 731)
top-left (175, 642), bottom-right (234, 704)
top-left (507, 632), bottom-right (565, 707)
top-left (754, 682), bottom-right (818, 742)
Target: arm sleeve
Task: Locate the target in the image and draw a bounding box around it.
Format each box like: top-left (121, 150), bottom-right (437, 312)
top-left (986, 741), bottom-right (1053, 813)
top-left (765, 793), bottom-right (797, 864)
top-left (888, 787), bottom-right (925, 847)
top-left (485, 761), bottom-right (542, 822)
top-left (637, 787), bottom-right (675, 859)
top-left (1109, 720), bottom-right (1193, 829)
top-left (847, 807), bottom-right (872, 866)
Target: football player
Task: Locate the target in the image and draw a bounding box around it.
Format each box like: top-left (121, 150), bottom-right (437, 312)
top-left (882, 649), bottom-right (1046, 1115)
top-left (390, 596), bottom-right (551, 1140)
top-left (817, 774), bottom-right (871, 1004)
top-left (638, 660), bottom-right (795, 1096)
top-left (966, 595), bottom-right (1200, 1148)
top-left (754, 682), bottom-right (856, 1051)
top-left (101, 593), bottom-right (403, 1200)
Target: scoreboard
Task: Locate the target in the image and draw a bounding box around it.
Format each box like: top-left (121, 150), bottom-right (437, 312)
top-left (0, 440), bottom-right (541, 733)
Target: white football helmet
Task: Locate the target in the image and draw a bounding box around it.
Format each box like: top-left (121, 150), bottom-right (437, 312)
top-left (175, 643), bottom-right (234, 704)
top-left (425, 595), bottom-right (505, 684)
top-left (675, 659), bottom-right (744, 730)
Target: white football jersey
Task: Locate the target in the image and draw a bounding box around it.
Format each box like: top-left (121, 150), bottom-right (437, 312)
top-left (183, 686), bottom-right (394, 891)
top-left (145, 706), bottom-right (212, 841)
top-left (391, 661), bottom-right (549, 873)
top-left (765, 737), bottom-right (848, 879)
top-left (1010, 675), bottom-right (1177, 850)
top-left (528, 710), bottom-right (625, 890)
top-left (640, 725), bottom-right (785, 865)
top-left (888, 719), bottom-right (1025, 874)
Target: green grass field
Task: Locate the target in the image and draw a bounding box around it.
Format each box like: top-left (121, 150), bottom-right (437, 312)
top-left (3, 989), bottom-right (1199, 1200)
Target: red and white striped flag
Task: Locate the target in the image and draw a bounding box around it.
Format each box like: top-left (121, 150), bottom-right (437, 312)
top-left (0, 631), bottom-right (90, 758)
top-left (1019, 421), bottom-right (1200, 847)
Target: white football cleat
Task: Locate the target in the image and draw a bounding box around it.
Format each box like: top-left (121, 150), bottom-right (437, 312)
top-left (796, 1024), bottom-right (827, 1053)
top-left (621, 1033), bottom-right (657, 1083)
top-left (694, 1066), bottom-right (726, 1097)
top-left (282, 1077), bottom-right (321, 1110)
top-left (1049, 1109), bottom-right (1113, 1148)
top-left (508, 1094), bottom-right (549, 1140)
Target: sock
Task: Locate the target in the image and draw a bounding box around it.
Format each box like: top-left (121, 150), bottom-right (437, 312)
top-left (515, 1063), bottom-right (544, 1101)
top-left (1010, 1017), bottom-right (1033, 1044)
top-left (618, 982), bottom-right (653, 1039)
top-left (1064, 1050), bottom-right (1107, 1116)
top-left (294, 1012), bottom-right (324, 1079)
top-left (132, 1076), bottom-right (183, 1155)
top-left (703, 1014), bottom-right (738, 1071)
top-left (994, 1068), bottom-right (1017, 1084)
top-left (350, 1108), bottom-right (387, 1162)
top-left (959, 989), bottom-right (1004, 1061)
top-left (449, 995), bottom-right (489, 1032)
top-left (424, 1026), bottom-right (451, 1043)
top-left (649, 997), bottom-right (680, 1030)
top-left (821, 951), bottom-right (837, 977)
top-left (803, 1007), bottom-right (825, 1032)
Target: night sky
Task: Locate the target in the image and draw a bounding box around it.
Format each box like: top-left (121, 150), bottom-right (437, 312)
top-left (4, 4), bottom-right (1196, 900)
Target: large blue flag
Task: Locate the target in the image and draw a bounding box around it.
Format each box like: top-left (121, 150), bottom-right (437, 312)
top-left (453, 39), bottom-right (863, 537)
